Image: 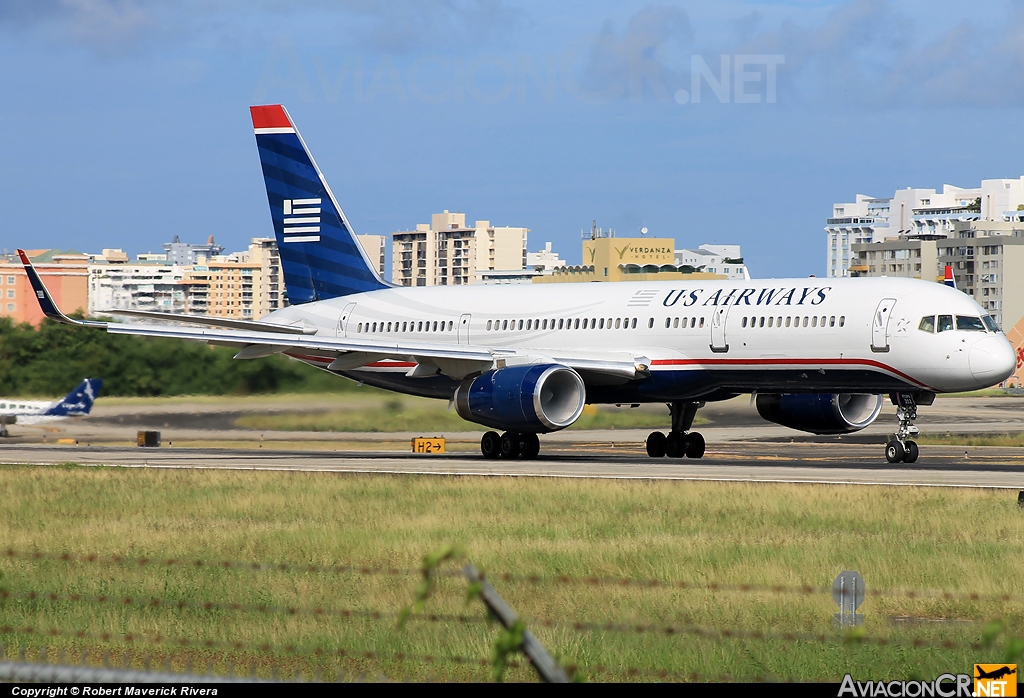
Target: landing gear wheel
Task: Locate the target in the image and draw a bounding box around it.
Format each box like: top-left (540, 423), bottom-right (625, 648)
top-left (520, 433), bottom-right (541, 459)
top-left (499, 432), bottom-right (521, 459)
top-left (885, 440), bottom-right (905, 464)
top-left (480, 431), bottom-right (501, 460)
top-left (903, 440), bottom-right (919, 463)
top-left (684, 432), bottom-right (706, 459)
top-left (646, 431), bottom-right (667, 458)
top-left (665, 432), bottom-right (686, 458)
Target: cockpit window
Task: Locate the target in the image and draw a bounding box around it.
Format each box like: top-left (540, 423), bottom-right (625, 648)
top-left (955, 315), bottom-right (986, 332)
top-left (982, 315), bottom-right (1001, 333)
top-left (918, 316), bottom-right (935, 333)
top-left (937, 314), bottom-right (954, 332)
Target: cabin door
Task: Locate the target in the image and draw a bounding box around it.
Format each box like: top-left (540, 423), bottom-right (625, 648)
top-left (871, 298), bottom-right (896, 352)
top-left (338, 302), bottom-right (357, 337)
top-left (710, 303), bottom-right (731, 353)
top-left (458, 313), bottom-right (472, 344)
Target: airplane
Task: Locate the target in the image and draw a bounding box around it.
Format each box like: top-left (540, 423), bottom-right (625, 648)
top-left (17, 104), bottom-right (1017, 463)
top-left (0, 379), bottom-right (103, 437)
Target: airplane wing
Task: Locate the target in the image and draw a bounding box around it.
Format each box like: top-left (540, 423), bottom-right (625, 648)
top-left (104, 308), bottom-right (318, 335)
top-left (19, 250), bottom-right (648, 381)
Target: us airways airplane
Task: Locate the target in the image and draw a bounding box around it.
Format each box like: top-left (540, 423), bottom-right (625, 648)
top-left (18, 105), bottom-right (1016, 463)
top-left (0, 379), bottom-right (103, 437)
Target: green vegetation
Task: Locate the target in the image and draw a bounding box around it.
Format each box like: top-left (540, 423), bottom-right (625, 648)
top-left (917, 432), bottom-right (1024, 447)
top-left (235, 401), bottom-right (704, 433)
top-left (0, 466), bottom-right (1022, 681)
top-left (0, 316), bottom-right (349, 397)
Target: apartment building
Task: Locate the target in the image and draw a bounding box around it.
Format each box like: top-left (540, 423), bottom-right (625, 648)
top-left (357, 235), bottom-right (386, 277)
top-left (391, 211), bottom-right (528, 286)
top-left (0, 249), bottom-right (89, 326)
top-left (827, 178), bottom-right (1024, 278)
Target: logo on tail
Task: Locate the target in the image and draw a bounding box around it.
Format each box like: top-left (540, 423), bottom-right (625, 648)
top-left (251, 104), bottom-right (389, 303)
top-left (44, 378), bottom-right (103, 417)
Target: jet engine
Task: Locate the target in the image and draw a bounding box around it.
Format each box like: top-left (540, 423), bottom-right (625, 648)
top-left (755, 393), bottom-right (883, 435)
top-left (454, 364), bottom-right (586, 433)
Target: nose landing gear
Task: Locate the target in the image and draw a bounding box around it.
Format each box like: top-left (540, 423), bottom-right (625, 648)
top-left (885, 392), bottom-right (920, 463)
top-left (647, 400), bottom-right (706, 459)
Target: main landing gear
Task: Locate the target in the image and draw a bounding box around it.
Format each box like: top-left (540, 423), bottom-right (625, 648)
top-left (480, 431), bottom-right (540, 460)
top-left (647, 400), bottom-right (706, 459)
top-left (885, 392), bottom-right (920, 464)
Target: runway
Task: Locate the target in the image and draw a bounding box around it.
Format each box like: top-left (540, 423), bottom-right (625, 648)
top-left (4, 441), bottom-right (1024, 489)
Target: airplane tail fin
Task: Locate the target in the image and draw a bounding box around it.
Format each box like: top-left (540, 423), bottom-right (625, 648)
top-left (944, 265), bottom-right (957, 289)
top-left (44, 379), bottom-right (103, 417)
top-left (250, 104), bottom-right (390, 304)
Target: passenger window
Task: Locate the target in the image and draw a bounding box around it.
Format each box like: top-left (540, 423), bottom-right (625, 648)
top-left (742, 317), bottom-right (748, 328)
top-left (699, 317), bottom-right (705, 328)
top-left (542, 319), bottom-right (547, 330)
top-left (574, 318), bottom-right (580, 329)
top-left (956, 315), bottom-right (986, 331)
top-left (829, 316), bottom-right (835, 327)
top-left (768, 317), bottom-right (774, 328)
top-left (402, 322), bottom-right (407, 332)
top-left (527, 319), bottom-right (532, 330)
top-left (673, 317), bottom-right (679, 329)
top-left (648, 318), bottom-right (654, 328)
top-left (518, 320), bottom-right (524, 330)
top-left (501, 320), bottom-right (507, 331)
top-left (372, 322), bottom-right (377, 332)
top-left (839, 316), bottom-right (845, 327)
top-left (487, 320), bottom-right (493, 331)
top-left (811, 317), bottom-right (817, 327)
top-left (802, 317), bottom-right (808, 327)
top-left (598, 318), bottom-right (604, 329)
top-left (759, 317), bottom-right (765, 327)
top-left (918, 316), bottom-right (935, 333)
top-left (448, 321), bottom-right (453, 331)
top-left (432, 321), bottom-right (438, 331)
top-left (665, 318), bottom-right (671, 329)
top-left (785, 317), bottom-right (791, 327)
top-left (631, 318), bottom-right (637, 329)
top-left (777, 317), bottom-right (782, 327)
top-left (937, 314), bottom-right (953, 332)
top-left (820, 316), bottom-right (826, 327)
top-left (558, 319), bottom-right (564, 329)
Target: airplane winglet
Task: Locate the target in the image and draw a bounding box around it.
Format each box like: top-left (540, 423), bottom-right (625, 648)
top-left (17, 249), bottom-right (106, 328)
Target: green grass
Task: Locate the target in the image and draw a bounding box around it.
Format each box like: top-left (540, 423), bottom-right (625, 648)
top-left (0, 466), bottom-right (1022, 681)
top-left (917, 432), bottom-right (1024, 447)
top-left (234, 400), bottom-right (705, 433)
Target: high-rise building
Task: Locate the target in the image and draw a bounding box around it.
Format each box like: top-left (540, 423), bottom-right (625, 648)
top-left (162, 235), bottom-right (225, 266)
top-left (391, 211), bottom-right (528, 286)
top-left (675, 244), bottom-right (749, 280)
top-left (357, 234), bottom-right (386, 277)
top-left (0, 249), bottom-right (89, 326)
top-left (827, 178), bottom-right (1024, 278)
top-left (87, 250), bottom-right (187, 315)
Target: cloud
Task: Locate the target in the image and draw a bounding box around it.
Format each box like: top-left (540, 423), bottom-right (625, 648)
top-left (0, 0), bottom-right (522, 56)
top-left (730, 0), bottom-right (1024, 107)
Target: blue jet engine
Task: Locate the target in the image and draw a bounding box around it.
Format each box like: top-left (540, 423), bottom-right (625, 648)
top-left (755, 393), bottom-right (883, 435)
top-left (454, 364), bottom-right (586, 433)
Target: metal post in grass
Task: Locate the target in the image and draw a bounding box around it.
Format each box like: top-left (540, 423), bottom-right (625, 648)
top-left (463, 563), bottom-right (570, 683)
top-left (833, 570), bottom-right (865, 628)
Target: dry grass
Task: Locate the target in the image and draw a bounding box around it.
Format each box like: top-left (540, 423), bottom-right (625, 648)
top-left (917, 432), bottom-right (1024, 447)
top-left (234, 401), bottom-right (703, 433)
top-left (0, 465), bottom-right (1022, 681)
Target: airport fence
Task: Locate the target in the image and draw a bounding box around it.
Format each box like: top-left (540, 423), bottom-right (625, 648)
top-left (0, 547), bottom-right (1021, 683)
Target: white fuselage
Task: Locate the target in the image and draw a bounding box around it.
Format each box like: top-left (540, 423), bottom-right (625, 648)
top-left (0, 399), bottom-right (63, 425)
top-left (260, 277), bottom-right (1016, 401)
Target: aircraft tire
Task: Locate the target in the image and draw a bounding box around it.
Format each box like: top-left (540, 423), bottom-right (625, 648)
top-left (665, 432), bottom-right (686, 458)
top-left (685, 432), bottom-right (706, 459)
top-left (520, 433), bottom-right (541, 459)
top-left (481, 431), bottom-right (501, 459)
top-left (646, 431), bottom-right (667, 458)
top-left (903, 440), bottom-right (919, 463)
top-left (885, 440), bottom-right (905, 464)
top-left (500, 432), bottom-right (521, 459)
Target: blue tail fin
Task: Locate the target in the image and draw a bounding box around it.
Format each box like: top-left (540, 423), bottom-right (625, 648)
top-left (44, 379), bottom-right (102, 417)
top-left (250, 104), bottom-right (389, 303)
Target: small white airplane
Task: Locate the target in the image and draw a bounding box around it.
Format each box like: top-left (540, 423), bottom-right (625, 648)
top-left (0, 379), bottom-right (103, 437)
top-left (18, 105), bottom-right (1016, 463)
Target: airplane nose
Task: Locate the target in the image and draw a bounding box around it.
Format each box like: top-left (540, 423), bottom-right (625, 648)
top-left (969, 335), bottom-right (1017, 384)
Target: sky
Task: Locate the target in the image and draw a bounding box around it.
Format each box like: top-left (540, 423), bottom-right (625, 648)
top-left (2, 0), bottom-right (1024, 278)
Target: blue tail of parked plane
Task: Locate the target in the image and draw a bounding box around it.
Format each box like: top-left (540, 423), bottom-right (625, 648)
top-left (250, 104), bottom-right (390, 304)
top-left (44, 379), bottom-right (102, 416)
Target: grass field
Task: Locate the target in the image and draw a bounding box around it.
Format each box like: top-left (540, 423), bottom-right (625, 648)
top-left (233, 400), bottom-right (705, 433)
top-left (917, 432), bottom-right (1024, 447)
top-left (0, 465), bottom-right (1022, 682)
